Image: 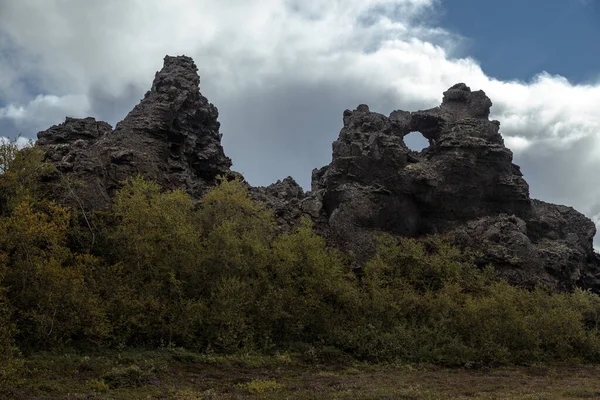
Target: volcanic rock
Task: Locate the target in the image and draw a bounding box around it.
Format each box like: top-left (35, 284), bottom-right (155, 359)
top-left (249, 177), bottom-right (306, 230)
top-left (37, 55), bottom-right (231, 209)
top-left (304, 83), bottom-right (599, 289)
top-left (35, 55), bottom-right (600, 292)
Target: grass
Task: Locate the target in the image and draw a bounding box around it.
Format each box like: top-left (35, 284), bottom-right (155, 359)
top-left (2, 348), bottom-right (600, 399)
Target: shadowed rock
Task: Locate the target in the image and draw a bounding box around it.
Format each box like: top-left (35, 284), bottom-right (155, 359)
top-left (37, 55), bottom-right (231, 209)
top-left (36, 56), bottom-right (600, 292)
top-left (299, 83), bottom-right (599, 290)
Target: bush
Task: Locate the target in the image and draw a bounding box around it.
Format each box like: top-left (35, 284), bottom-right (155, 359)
top-left (263, 218), bottom-right (360, 345)
top-left (0, 137), bottom-right (21, 174)
top-left (344, 234), bottom-right (600, 365)
top-left (86, 378), bottom-right (110, 393)
top-left (0, 200), bottom-right (108, 348)
top-left (102, 364), bottom-right (154, 388)
top-left (245, 379), bottom-right (283, 394)
top-left (101, 175), bottom-right (205, 346)
top-left (2, 172), bottom-right (600, 368)
top-left (0, 141), bottom-right (54, 215)
top-left (195, 176), bottom-right (276, 287)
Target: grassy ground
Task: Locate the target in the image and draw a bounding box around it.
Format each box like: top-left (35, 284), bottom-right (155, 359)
top-left (2, 348), bottom-right (600, 399)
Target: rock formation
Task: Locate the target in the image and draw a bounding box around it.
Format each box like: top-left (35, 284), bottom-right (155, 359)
top-left (258, 83), bottom-right (600, 291)
top-left (37, 55), bottom-right (231, 209)
top-left (35, 55), bottom-right (600, 292)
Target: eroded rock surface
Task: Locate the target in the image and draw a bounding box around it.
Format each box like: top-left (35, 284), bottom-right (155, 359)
top-left (37, 55), bottom-right (231, 209)
top-left (36, 56), bottom-right (600, 292)
top-left (303, 83), bottom-right (599, 289)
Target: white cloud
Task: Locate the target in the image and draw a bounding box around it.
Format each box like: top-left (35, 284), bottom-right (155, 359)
top-left (0, 94), bottom-right (91, 133)
top-left (0, 0), bottom-right (600, 247)
top-left (504, 136), bottom-right (532, 152)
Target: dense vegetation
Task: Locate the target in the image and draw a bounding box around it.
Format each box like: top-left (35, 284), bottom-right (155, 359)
top-left (2, 139), bottom-right (600, 386)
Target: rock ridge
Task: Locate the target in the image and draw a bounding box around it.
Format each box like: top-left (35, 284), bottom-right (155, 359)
top-left (35, 55), bottom-right (600, 292)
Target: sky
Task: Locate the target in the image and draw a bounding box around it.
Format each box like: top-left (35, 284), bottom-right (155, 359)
top-left (1, 0), bottom-right (600, 246)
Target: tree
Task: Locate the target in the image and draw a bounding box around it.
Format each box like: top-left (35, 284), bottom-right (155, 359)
top-left (104, 175), bottom-right (203, 346)
top-left (0, 140), bottom-right (54, 215)
top-left (0, 200), bottom-right (108, 347)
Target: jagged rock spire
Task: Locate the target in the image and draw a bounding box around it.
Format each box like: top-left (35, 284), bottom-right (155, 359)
top-left (37, 55), bottom-right (231, 209)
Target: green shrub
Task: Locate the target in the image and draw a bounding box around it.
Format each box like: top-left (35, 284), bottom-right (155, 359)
top-left (86, 378), bottom-right (110, 393)
top-left (1, 171), bottom-right (600, 368)
top-left (102, 175), bottom-right (204, 346)
top-left (0, 200), bottom-right (108, 348)
top-left (263, 218), bottom-right (360, 345)
top-left (195, 176), bottom-right (276, 289)
top-left (0, 137), bottom-right (21, 174)
top-left (345, 234), bottom-right (600, 365)
top-left (102, 364), bottom-right (153, 388)
top-left (245, 379), bottom-right (283, 393)
top-left (0, 141), bottom-right (55, 215)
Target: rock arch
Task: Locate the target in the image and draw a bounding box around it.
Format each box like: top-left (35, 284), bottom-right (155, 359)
top-left (403, 131), bottom-right (429, 151)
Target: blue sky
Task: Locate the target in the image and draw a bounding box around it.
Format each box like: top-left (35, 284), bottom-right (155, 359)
top-left (441, 0), bottom-right (600, 84)
top-left (1, 0), bottom-right (600, 245)
top-left (382, 0), bottom-right (600, 155)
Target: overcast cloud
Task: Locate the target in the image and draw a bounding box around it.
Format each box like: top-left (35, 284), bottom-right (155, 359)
top-left (1, 0), bottom-right (600, 247)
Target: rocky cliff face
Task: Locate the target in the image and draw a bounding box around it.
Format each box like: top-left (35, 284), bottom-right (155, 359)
top-left (37, 56), bottom-right (231, 209)
top-left (36, 55), bottom-right (600, 292)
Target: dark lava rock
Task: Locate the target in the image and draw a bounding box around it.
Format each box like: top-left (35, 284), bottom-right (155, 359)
top-left (37, 55), bottom-right (231, 209)
top-left (35, 55), bottom-right (600, 292)
top-left (306, 83), bottom-right (599, 289)
top-left (249, 177), bottom-right (306, 230)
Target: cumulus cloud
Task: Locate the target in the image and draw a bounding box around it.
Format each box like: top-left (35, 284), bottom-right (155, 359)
top-left (0, 94), bottom-right (91, 131)
top-left (0, 0), bottom-right (600, 246)
top-left (0, 0), bottom-right (448, 177)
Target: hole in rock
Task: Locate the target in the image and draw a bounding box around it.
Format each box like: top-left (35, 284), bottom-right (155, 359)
top-left (404, 131), bottom-right (429, 152)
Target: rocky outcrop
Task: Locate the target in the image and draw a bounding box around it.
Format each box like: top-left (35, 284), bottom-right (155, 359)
top-left (37, 55), bottom-right (231, 209)
top-left (249, 177), bottom-right (306, 230)
top-left (447, 205), bottom-right (597, 291)
top-left (305, 85), bottom-right (528, 262)
top-left (303, 83), bottom-right (599, 290)
top-left (35, 55), bottom-right (600, 292)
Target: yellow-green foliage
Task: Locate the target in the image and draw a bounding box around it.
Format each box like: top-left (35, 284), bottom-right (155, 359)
top-left (245, 379), bottom-right (283, 393)
top-left (365, 234), bottom-right (493, 294)
top-left (192, 177), bottom-right (276, 350)
top-left (264, 219), bottom-right (360, 344)
top-left (0, 138), bottom-right (20, 174)
top-left (112, 175), bottom-right (200, 273)
top-left (0, 141), bottom-right (54, 214)
top-left (102, 364), bottom-right (154, 388)
top-left (344, 234), bottom-right (600, 364)
top-left (0, 199), bottom-right (108, 347)
top-left (196, 176), bottom-right (276, 282)
top-left (1, 171), bottom-right (600, 367)
top-left (104, 175), bottom-right (204, 346)
top-left (85, 378), bottom-right (109, 393)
